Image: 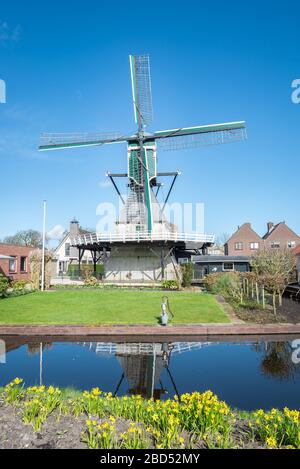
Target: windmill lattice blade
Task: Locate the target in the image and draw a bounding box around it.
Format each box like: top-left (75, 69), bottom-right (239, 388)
top-left (157, 127), bottom-right (247, 151)
top-left (39, 131), bottom-right (125, 151)
top-left (129, 54), bottom-right (153, 127)
top-left (154, 121), bottom-right (246, 139)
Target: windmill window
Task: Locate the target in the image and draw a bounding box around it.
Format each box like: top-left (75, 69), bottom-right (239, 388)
top-left (287, 241), bottom-right (296, 248)
top-left (250, 242), bottom-right (259, 250)
top-left (235, 242), bottom-right (243, 250)
top-left (65, 243), bottom-right (71, 256)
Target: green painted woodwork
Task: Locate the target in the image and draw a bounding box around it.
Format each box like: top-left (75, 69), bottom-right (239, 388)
top-left (142, 148), bottom-right (153, 232)
top-left (127, 140), bottom-right (156, 186)
top-left (154, 121), bottom-right (246, 139)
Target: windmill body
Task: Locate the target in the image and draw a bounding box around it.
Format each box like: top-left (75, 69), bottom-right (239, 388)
top-left (39, 55), bottom-right (246, 283)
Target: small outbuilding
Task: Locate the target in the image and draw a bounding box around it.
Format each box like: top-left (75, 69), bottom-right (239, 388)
top-left (192, 255), bottom-right (251, 280)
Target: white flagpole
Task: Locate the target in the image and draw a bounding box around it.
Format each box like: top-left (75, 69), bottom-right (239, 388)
top-left (39, 342), bottom-right (43, 386)
top-left (41, 200), bottom-right (47, 291)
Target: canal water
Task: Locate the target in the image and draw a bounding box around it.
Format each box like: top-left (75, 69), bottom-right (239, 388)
top-left (0, 336), bottom-right (299, 411)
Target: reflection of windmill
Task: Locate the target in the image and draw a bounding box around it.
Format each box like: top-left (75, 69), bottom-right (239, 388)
top-left (39, 55), bottom-right (246, 282)
top-left (81, 341), bottom-right (214, 399)
top-left (115, 343), bottom-right (170, 399)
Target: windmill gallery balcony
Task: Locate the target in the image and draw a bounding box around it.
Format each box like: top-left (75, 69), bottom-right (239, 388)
top-left (70, 231), bottom-right (215, 247)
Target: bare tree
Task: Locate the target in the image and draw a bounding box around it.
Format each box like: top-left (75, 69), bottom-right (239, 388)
top-left (213, 232), bottom-right (231, 254)
top-left (250, 248), bottom-right (296, 314)
top-left (2, 230), bottom-right (42, 248)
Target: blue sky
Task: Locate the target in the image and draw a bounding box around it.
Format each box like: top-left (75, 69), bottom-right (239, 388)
top-left (0, 0), bottom-right (299, 241)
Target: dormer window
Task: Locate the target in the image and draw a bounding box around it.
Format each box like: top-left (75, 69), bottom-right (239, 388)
top-left (65, 243), bottom-right (70, 256)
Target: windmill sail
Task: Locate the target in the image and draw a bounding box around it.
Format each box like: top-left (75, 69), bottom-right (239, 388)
top-left (129, 55), bottom-right (153, 128)
top-left (154, 121), bottom-right (247, 151)
top-left (39, 132), bottom-right (126, 151)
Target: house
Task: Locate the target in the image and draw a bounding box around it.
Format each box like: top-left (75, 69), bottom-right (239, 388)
top-left (224, 221), bottom-right (300, 256)
top-left (52, 219), bottom-right (98, 276)
top-left (224, 223), bottom-right (262, 256)
top-left (0, 244), bottom-right (33, 281)
top-left (192, 255), bottom-right (250, 280)
top-left (262, 221), bottom-right (300, 250)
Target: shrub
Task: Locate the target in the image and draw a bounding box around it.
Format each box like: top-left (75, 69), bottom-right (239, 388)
top-left (180, 263), bottom-right (193, 287)
top-left (0, 274), bottom-right (9, 298)
top-left (84, 275), bottom-right (99, 287)
top-left (6, 289), bottom-right (36, 298)
top-left (12, 280), bottom-right (32, 290)
top-left (204, 272), bottom-right (242, 302)
top-left (161, 280), bottom-right (179, 290)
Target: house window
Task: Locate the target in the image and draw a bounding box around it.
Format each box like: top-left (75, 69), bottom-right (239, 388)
top-left (235, 242), bottom-right (243, 250)
top-left (20, 257), bottom-right (27, 272)
top-left (287, 241), bottom-right (296, 249)
top-left (250, 242), bottom-right (259, 250)
top-left (223, 262), bottom-right (234, 271)
top-left (59, 261), bottom-right (67, 273)
top-left (65, 243), bottom-right (70, 256)
top-left (178, 258), bottom-right (189, 264)
top-left (9, 257), bottom-right (17, 273)
top-left (270, 241), bottom-right (280, 249)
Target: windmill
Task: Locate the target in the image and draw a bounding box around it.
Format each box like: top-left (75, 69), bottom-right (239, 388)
top-left (39, 55), bottom-right (246, 282)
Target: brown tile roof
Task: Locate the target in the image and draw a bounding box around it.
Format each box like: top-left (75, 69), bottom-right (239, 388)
top-left (263, 221), bottom-right (300, 240)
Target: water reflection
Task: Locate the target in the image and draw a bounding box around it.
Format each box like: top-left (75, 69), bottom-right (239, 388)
top-left (253, 342), bottom-right (300, 381)
top-left (79, 342), bottom-right (213, 399)
top-left (1, 336), bottom-right (300, 410)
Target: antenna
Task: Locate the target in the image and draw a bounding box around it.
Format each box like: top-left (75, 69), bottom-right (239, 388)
top-left (129, 54), bottom-right (153, 129)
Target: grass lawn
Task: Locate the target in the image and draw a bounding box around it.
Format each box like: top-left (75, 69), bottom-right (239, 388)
top-left (0, 289), bottom-right (229, 325)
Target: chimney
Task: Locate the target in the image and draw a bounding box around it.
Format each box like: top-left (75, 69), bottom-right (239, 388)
top-left (267, 221), bottom-right (274, 234)
top-left (70, 218), bottom-right (79, 236)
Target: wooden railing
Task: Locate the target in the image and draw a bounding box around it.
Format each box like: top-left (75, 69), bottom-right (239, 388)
top-left (71, 231), bottom-right (215, 246)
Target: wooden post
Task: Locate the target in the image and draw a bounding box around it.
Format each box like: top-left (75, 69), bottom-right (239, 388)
top-left (273, 292), bottom-right (276, 316)
top-left (160, 246), bottom-right (165, 280)
top-left (256, 282), bottom-right (259, 304)
top-left (262, 286), bottom-right (265, 309)
top-left (78, 248), bottom-right (82, 278)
